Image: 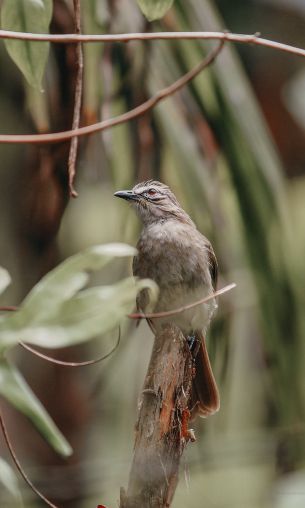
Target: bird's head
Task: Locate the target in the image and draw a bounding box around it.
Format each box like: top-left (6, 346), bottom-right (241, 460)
top-left (114, 180), bottom-right (193, 226)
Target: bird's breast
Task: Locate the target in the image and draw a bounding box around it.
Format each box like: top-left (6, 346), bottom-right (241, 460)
top-left (134, 222), bottom-right (216, 332)
top-left (134, 223), bottom-right (211, 289)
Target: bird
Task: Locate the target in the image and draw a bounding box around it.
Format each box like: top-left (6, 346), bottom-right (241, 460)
top-left (114, 180), bottom-right (220, 417)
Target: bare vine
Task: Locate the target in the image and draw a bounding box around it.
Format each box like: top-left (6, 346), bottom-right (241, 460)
top-left (68, 0), bottom-right (83, 197)
top-left (0, 411), bottom-right (59, 508)
top-left (0, 41), bottom-right (224, 144)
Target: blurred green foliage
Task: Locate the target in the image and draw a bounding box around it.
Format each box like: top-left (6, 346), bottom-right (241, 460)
top-left (0, 0), bottom-right (304, 507)
top-left (0, 243), bottom-right (156, 499)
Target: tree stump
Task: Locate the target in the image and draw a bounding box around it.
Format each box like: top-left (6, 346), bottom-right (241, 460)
top-left (120, 323), bottom-right (194, 508)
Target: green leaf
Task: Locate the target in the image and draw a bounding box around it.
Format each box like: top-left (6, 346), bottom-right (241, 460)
top-left (0, 277), bottom-right (157, 350)
top-left (137, 0), bottom-right (174, 21)
top-left (0, 243), bottom-right (157, 351)
top-left (0, 458), bottom-right (23, 507)
top-left (0, 360), bottom-right (72, 457)
top-left (20, 243), bottom-right (137, 318)
top-left (1, 0), bottom-right (53, 89)
top-left (0, 267), bottom-right (11, 295)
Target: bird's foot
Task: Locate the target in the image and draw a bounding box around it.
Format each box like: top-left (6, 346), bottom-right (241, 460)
top-left (180, 408), bottom-right (196, 443)
top-left (187, 334), bottom-right (197, 352)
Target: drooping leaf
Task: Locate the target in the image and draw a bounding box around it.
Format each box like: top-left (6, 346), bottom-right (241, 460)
top-left (137, 0), bottom-right (174, 21)
top-left (0, 244), bottom-right (157, 457)
top-left (0, 360), bottom-right (72, 457)
top-left (0, 267), bottom-right (11, 295)
top-left (1, 0), bottom-right (53, 89)
top-left (0, 277), bottom-right (157, 350)
top-left (0, 243), bottom-right (157, 351)
top-left (0, 458), bottom-right (23, 507)
top-left (19, 243), bottom-right (137, 318)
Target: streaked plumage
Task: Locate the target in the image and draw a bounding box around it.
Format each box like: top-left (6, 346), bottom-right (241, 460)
top-left (114, 180), bottom-right (220, 417)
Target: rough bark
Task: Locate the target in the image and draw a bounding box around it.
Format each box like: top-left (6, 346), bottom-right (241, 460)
top-left (120, 324), bottom-right (194, 508)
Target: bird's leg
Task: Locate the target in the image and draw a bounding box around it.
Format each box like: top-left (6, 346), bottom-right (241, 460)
top-left (186, 333), bottom-right (200, 382)
top-left (178, 337), bottom-right (198, 441)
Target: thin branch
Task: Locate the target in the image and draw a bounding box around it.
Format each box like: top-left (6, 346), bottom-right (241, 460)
top-left (128, 283), bottom-right (236, 320)
top-left (0, 41), bottom-right (224, 144)
top-left (68, 0), bottom-right (83, 198)
top-left (0, 411), bottom-right (59, 508)
top-left (119, 324), bottom-right (194, 508)
top-left (0, 30), bottom-right (304, 58)
top-left (0, 283), bottom-right (236, 322)
top-left (19, 327), bottom-right (121, 367)
top-left (0, 305), bottom-right (18, 312)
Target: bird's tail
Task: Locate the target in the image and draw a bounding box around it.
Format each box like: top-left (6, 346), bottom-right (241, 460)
top-left (191, 332), bottom-right (220, 418)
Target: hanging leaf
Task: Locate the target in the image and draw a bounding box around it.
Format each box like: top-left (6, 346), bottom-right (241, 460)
top-left (1, 0), bottom-right (53, 89)
top-left (17, 243), bottom-right (137, 319)
top-left (0, 243), bottom-right (157, 351)
top-left (137, 0), bottom-right (174, 21)
top-left (0, 267), bottom-right (11, 296)
top-left (0, 244), bottom-right (157, 457)
top-left (0, 360), bottom-right (72, 457)
top-left (0, 277), bottom-right (157, 350)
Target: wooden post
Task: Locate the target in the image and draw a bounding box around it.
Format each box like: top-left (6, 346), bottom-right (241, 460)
top-left (120, 324), bottom-right (194, 508)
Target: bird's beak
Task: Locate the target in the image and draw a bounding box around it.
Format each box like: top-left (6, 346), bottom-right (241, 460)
top-left (114, 190), bottom-right (139, 201)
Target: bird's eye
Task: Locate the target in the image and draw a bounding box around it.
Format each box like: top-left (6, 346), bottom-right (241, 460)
top-left (147, 189), bottom-right (156, 196)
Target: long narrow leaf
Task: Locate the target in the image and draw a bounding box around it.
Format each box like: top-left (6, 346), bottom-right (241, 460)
top-left (0, 360), bottom-right (72, 457)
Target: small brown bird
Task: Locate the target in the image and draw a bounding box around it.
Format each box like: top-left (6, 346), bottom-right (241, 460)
top-left (115, 180), bottom-right (220, 417)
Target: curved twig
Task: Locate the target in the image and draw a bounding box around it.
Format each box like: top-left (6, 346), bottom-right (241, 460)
top-left (19, 327), bottom-right (121, 367)
top-left (128, 283), bottom-right (236, 320)
top-left (0, 411), bottom-right (59, 508)
top-left (0, 41), bottom-right (224, 144)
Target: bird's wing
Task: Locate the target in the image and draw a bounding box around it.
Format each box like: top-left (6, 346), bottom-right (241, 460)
top-left (205, 240), bottom-right (218, 290)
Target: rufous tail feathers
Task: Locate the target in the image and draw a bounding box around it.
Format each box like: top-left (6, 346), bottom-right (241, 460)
top-left (191, 332), bottom-right (220, 418)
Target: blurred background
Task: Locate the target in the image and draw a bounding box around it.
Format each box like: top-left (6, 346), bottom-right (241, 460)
top-left (0, 0), bottom-right (305, 507)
